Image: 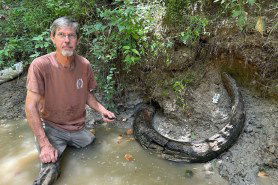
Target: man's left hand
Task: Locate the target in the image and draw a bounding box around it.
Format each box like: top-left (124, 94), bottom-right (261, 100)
top-left (102, 111), bottom-right (116, 122)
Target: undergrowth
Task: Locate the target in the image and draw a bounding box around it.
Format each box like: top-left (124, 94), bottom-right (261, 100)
top-left (0, 0), bottom-right (270, 108)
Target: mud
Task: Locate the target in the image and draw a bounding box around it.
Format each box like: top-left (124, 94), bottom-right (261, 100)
top-left (0, 68), bottom-right (277, 185)
top-left (218, 89), bottom-right (278, 185)
top-left (0, 73), bottom-right (26, 120)
top-left (90, 68), bottom-right (277, 184)
top-left (152, 68), bottom-right (232, 142)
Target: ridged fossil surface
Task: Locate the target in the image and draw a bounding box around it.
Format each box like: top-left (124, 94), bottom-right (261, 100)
top-left (133, 73), bottom-right (245, 162)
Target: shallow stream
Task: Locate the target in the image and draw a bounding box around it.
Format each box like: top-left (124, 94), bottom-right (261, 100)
top-left (0, 119), bottom-right (228, 185)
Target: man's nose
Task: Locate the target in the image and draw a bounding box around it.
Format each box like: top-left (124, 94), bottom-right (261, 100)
top-left (64, 36), bottom-right (70, 42)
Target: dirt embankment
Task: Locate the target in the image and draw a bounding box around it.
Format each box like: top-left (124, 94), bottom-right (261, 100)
top-left (0, 74), bottom-right (26, 120)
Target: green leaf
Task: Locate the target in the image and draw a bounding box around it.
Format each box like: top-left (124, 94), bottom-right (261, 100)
top-left (232, 10), bottom-right (242, 18)
top-left (94, 23), bottom-right (105, 31)
top-left (32, 35), bottom-right (43, 41)
top-left (44, 43), bottom-right (49, 48)
top-left (118, 25), bottom-right (125, 32)
top-left (247, 0), bottom-right (255, 6)
top-left (131, 49), bottom-right (140, 56)
top-left (123, 45), bottom-right (130, 50)
top-left (29, 53), bottom-right (40, 58)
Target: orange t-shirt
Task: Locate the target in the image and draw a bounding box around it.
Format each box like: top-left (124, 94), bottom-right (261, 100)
top-left (27, 52), bottom-right (97, 131)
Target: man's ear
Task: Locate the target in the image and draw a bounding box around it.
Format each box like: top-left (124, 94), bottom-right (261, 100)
top-left (50, 32), bottom-right (55, 44)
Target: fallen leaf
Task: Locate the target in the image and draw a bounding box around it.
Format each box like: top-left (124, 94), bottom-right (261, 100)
top-left (124, 153), bottom-right (134, 161)
top-left (126, 129), bottom-right (133, 135)
top-left (117, 136), bottom-right (123, 144)
top-left (255, 16), bottom-right (265, 36)
top-left (126, 137), bottom-right (135, 142)
top-left (258, 171), bottom-right (268, 177)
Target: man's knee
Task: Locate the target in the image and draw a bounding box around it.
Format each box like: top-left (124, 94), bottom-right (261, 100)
top-left (70, 129), bottom-right (95, 148)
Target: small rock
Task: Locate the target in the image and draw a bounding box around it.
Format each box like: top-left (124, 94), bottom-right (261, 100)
top-left (205, 170), bottom-right (214, 177)
top-left (267, 158), bottom-right (278, 168)
top-left (212, 93), bottom-right (220, 104)
top-left (244, 126), bottom-right (253, 133)
top-left (258, 171), bottom-right (268, 177)
top-left (204, 163), bottom-right (213, 171)
top-left (217, 160), bottom-right (222, 164)
top-left (256, 124), bottom-right (263, 129)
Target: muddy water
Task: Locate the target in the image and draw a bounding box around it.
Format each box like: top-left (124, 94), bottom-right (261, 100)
top-left (0, 119), bottom-right (228, 185)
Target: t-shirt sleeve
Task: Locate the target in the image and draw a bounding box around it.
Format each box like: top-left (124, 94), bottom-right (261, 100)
top-left (87, 64), bottom-right (97, 91)
top-left (26, 62), bottom-right (45, 95)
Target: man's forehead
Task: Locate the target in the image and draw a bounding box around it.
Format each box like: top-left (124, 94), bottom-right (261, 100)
top-left (56, 27), bottom-right (76, 33)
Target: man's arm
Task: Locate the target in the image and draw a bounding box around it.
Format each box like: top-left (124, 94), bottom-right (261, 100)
top-left (86, 92), bottom-right (115, 122)
top-left (25, 90), bottom-right (58, 163)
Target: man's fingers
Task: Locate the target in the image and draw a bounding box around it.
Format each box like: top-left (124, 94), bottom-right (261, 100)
top-left (103, 118), bottom-right (113, 122)
top-left (108, 112), bottom-right (116, 119)
top-left (40, 146), bottom-right (58, 163)
top-left (40, 154), bottom-right (51, 163)
top-left (102, 113), bottom-right (116, 121)
top-left (53, 149), bottom-right (58, 162)
top-left (49, 149), bottom-right (58, 163)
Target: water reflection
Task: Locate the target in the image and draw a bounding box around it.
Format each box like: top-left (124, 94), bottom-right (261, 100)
top-left (0, 119), bottom-right (228, 185)
top-left (0, 119), bottom-right (39, 185)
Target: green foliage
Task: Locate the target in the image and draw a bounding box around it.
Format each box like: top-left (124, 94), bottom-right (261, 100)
top-left (82, 0), bottom-right (161, 105)
top-left (180, 16), bottom-right (208, 44)
top-left (164, 0), bottom-right (259, 34)
top-left (164, 0), bottom-right (209, 46)
top-left (214, 0), bottom-right (258, 29)
top-left (173, 80), bottom-right (186, 94)
top-left (101, 66), bottom-right (117, 110)
top-left (0, 0), bottom-right (265, 106)
top-left (30, 31), bottom-right (54, 59)
top-left (0, 0), bottom-right (96, 70)
top-left (164, 0), bottom-right (191, 25)
top-left (0, 37), bottom-right (26, 69)
top-left (172, 72), bottom-right (195, 109)
top-left (84, 0), bottom-right (152, 69)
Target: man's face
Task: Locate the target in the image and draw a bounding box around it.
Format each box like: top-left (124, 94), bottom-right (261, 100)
top-left (51, 27), bottom-right (78, 57)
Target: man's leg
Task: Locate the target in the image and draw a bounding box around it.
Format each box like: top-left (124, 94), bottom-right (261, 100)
top-left (68, 128), bottom-right (95, 148)
top-left (33, 124), bottom-right (68, 185)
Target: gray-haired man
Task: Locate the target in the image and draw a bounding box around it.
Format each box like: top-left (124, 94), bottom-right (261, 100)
top-left (25, 16), bottom-right (115, 185)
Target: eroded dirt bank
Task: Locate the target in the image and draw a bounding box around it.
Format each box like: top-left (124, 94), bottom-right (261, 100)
top-left (0, 74), bottom-right (26, 120)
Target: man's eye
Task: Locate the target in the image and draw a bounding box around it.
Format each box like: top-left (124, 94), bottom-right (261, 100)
top-left (69, 34), bottom-right (76, 38)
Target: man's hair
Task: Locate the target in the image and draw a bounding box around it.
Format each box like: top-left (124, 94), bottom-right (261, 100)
top-left (50, 16), bottom-right (79, 37)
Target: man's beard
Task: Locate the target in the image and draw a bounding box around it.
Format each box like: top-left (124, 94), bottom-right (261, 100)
top-left (61, 50), bottom-right (74, 57)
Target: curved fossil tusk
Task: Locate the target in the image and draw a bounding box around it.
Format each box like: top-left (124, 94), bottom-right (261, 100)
top-left (133, 73), bottom-right (245, 163)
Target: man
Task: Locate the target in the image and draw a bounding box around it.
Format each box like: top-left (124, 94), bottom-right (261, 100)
top-left (25, 16), bottom-right (115, 185)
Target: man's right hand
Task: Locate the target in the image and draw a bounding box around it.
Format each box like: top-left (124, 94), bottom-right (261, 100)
top-left (40, 144), bottom-right (58, 163)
